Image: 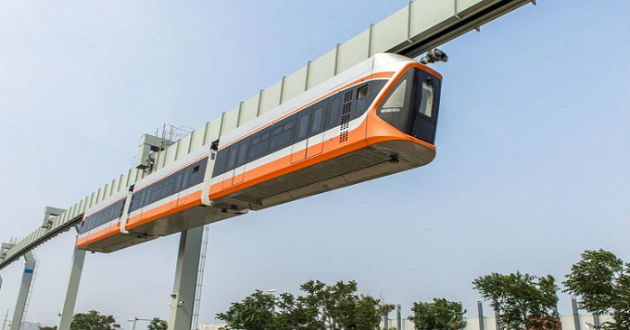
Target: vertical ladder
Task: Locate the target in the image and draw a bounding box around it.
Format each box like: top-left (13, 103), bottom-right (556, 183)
top-left (191, 225), bottom-right (210, 330)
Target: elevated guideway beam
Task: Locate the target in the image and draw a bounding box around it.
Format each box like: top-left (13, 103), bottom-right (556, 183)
top-left (0, 0), bottom-right (535, 270)
top-left (1, 207), bottom-right (73, 271)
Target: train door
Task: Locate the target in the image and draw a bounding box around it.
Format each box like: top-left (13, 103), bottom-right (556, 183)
top-left (291, 109), bottom-right (310, 163)
top-left (306, 101), bottom-right (327, 158)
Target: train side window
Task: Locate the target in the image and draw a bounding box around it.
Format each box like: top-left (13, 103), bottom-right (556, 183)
top-left (417, 80), bottom-right (434, 118)
top-left (140, 189), bottom-right (148, 209)
top-left (311, 106), bottom-right (325, 134)
top-left (166, 175), bottom-right (174, 197)
top-left (184, 165), bottom-right (194, 189)
top-left (212, 148), bottom-right (227, 177)
top-left (140, 189), bottom-right (148, 210)
top-left (355, 85), bottom-right (369, 113)
top-left (236, 139), bottom-right (249, 166)
top-left (249, 134), bottom-right (261, 159)
top-left (326, 95), bottom-right (341, 129)
top-left (177, 170), bottom-right (187, 191)
top-left (296, 111), bottom-right (310, 141)
top-left (270, 119), bottom-right (294, 150)
top-left (249, 129), bottom-right (270, 160)
top-left (226, 146), bottom-right (238, 170)
top-left (118, 199), bottom-right (125, 217)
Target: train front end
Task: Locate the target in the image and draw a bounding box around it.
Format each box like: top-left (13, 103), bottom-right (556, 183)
top-left (365, 57), bottom-right (442, 169)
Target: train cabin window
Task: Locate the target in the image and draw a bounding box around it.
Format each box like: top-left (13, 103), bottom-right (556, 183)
top-left (296, 110), bottom-right (310, 141)
top-left (380, 78), bottom-right (407, 113)
top-left (270, 119), bottom-right (294, 151)
top-left (311, 106), bottom-right (325, 134)
top-left (377, 72), bottom-right (413, 132)
top-left (326, 95), bottom-right (341, 129)
top-left (417, 80), bottom-right (434, 118)
top-left (355, 85), bottom-right (369, 112)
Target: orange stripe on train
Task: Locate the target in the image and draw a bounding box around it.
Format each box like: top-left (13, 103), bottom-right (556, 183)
top-left (125, 190), bottom-right (203, 230)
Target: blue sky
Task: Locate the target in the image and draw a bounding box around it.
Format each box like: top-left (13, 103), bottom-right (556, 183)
top-left (0, 0), bottom-right (628, 327)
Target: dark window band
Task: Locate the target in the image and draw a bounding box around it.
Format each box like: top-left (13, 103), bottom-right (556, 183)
top-left (128, 158), bottom-right (208, 213)
top-left (80, 197), bottom-right (126, 234)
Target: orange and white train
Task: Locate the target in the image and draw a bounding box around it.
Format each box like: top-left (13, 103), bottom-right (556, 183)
top-left (76, 53), bottom-right (442, 252)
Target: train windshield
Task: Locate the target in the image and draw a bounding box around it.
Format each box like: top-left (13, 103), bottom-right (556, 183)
top-left (377, 67), bottom-right (440, 144)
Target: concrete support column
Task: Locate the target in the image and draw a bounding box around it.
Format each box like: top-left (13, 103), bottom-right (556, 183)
top-left (477, 301), bottom-right (485, 330)
top-left (58, 247), bottom-right (86, 330)
top-left (168, 226), bottom-right (203, 330)
top-left (571, 297), bottom-right (581, 330)
top-left (10, 252), bottom-right (36, 330)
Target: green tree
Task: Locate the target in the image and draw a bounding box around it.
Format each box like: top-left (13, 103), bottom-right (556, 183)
top-left (70, 310), bottom-right (120, 330)
top-left (217, 290), bottom-right (277, 330)
top-left (147, 317), bottom-right (167, 330)
top-left (563, 249), bottom-right (630, 329)
top-left (408, 298), bottom-right (466, 330)
top-left (358, 296), bottom-right (392, 330)
top-left (473, 272), bottom-right (560, 330)
top-left (217, 280), bottom-right (393, 330)
top-left (298, 280), bottom-right (391, 330)
top-left (273, 292), bottom-right (310, 330)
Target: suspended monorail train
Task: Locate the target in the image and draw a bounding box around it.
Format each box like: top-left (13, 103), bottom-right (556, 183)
top-left (76, 53), bottom-right (442, 252)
